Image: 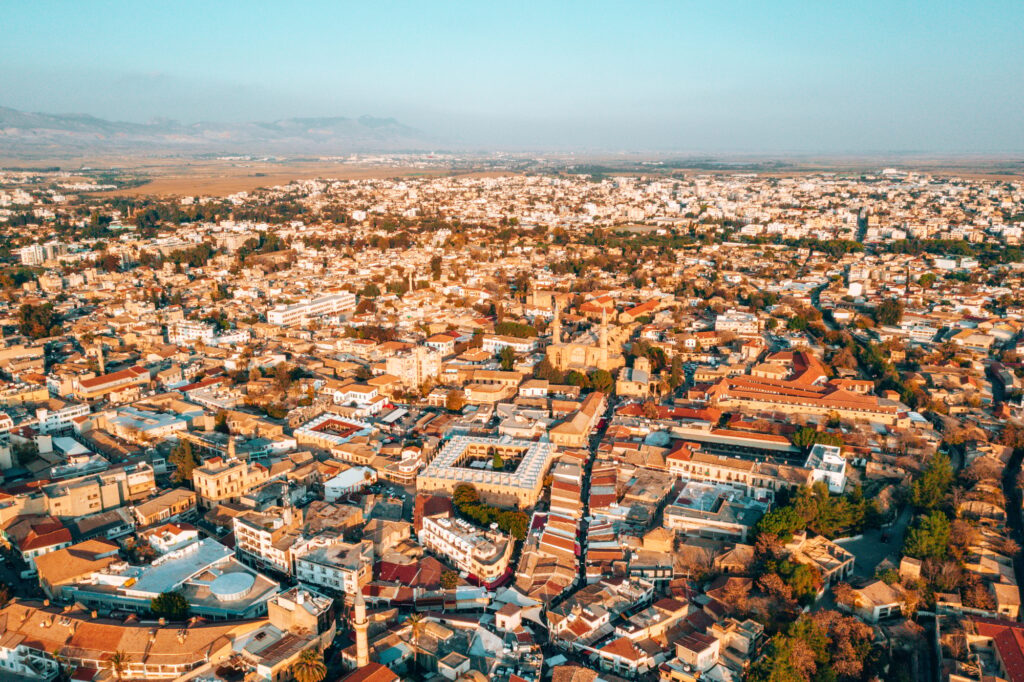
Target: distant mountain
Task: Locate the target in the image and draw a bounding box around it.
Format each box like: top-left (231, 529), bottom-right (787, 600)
top-left (0, 106), bottom-right (437, 155)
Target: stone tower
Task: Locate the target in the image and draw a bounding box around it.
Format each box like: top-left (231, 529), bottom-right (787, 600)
top-left (551, 300), bottom-right (561, 345)
top-left (600, 307), bottom-right (609, 368)
top-left (353, 591), bottom-right (369, 668)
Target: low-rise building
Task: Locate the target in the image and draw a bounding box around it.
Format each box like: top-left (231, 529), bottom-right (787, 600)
top-left (419, 515), bottom-right (513, 587)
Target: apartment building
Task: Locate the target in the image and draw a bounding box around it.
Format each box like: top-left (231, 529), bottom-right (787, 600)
top-left (295, 539), bottom-right (374, 595)
top-left (232, 506), bottom-right (302, 575)
top-left (42, 463), bottom-right (157, 518)
top-left (168, 319), bottom-right (217, 345)
top-left (34, 399), bottom-right (90, 434)
top-left (132, 487), bottom-right (198, 528)
top-left (714, 309), bottom-right (760, 335)
top-left (384, 346), bottom-right (442, 387)
top-left (419, 515), bottom-right (513, 586)
top-left (267, 291), bottom-right (356, 326)
top-left (192, 455), bottom-right (270, 508)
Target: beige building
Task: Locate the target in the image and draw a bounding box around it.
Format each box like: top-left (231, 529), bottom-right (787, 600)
top-left (191, 455), bottom-right (270, 508)
top-left (417, 435), bottom-right (557, 508)
top-left (385, 346), bottom-right (441, 387)
top-left (43, 463), bottom-right (157, 519)
top-left (549, 391), bottom-right (606, 448)
top-left (132, 487), bottom-right (198, 527)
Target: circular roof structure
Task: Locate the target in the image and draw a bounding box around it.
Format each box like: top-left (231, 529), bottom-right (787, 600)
top-left (209, 572), bottom-right (255, 601)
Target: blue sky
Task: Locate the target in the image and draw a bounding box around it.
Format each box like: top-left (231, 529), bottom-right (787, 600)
top-left (2, 1), bottom-right (1022, 153)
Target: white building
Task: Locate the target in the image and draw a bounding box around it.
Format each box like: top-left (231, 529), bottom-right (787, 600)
top-left (168, 320), bottom-right (217, 345)
top-left (168, 320), bottom-right (249, 346)
top-left (481, 335), bottom-right (536, 355)
top-left (267, 292), bottom-right (356, 327)
top-left (295, 540), bottom-right (373, 595)
top-left (714, 309), bottom-right (760, 335)
top-left (418, 515), bottom-right (513, 586)
top-left (324, 466), bottom-right (377, 502)
top-left (35, 400), bottom-right (90, 434)
top-left (805, 444), bottom-right (847, 493)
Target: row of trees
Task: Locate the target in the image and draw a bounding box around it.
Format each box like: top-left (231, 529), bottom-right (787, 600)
top-left (452, 484), bottom-right (529, 540)
top-left (755, 483), bottom-right (880, 541)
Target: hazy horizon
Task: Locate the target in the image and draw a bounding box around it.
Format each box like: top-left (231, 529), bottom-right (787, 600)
top-left (2, 1), bottom-right (1023, 154)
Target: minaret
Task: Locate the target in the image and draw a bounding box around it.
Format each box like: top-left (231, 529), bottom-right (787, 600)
top-left (407, 268), bottom-right (413, 294)
top-left (96, 343), bottom-right (105, 375)
top-left (227, 435), bottom-right (237, 461)
top-left (551, 300), bottom-right (561, 345)
top-left (353, 592), bottom-right (370, 668)
top-left (600, 306), bottom-right (609, 368)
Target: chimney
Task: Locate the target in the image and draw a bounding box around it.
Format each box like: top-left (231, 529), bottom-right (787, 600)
top-left (159, 617), bottom-right (166, 626)
top-left (91, 611), bottom-right (98, 619)
top-left (43, 599), bottom-right (50, 607)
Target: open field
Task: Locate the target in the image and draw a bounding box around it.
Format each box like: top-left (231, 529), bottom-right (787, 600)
top-left (0, 155), bottom-right (514, 197)
top-left (3, 152), bottom-right (1022, 197)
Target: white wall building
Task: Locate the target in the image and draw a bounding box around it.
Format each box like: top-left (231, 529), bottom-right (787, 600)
top-left (805, 444), bottom-right (847, 494)
top-left (267, 292), bottom-right (356, 326)
top-left (294, 540), bottom-right (373, 595)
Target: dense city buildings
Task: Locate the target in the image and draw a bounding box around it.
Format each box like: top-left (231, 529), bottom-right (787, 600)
top-left (0, 161), bottom-right (1021, 681)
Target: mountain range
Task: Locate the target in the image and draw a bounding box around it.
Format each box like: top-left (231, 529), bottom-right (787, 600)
top-left (0, 106), bottom-right (437, 155)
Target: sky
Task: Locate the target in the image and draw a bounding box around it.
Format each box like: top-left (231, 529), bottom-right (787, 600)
top-left (2, 1), bottom-right (1023, 154)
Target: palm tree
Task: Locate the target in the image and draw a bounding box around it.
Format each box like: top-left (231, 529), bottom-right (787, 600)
top-left (106, 651), bottom-right (130, 681)
top-left (290, 648), bottom-right (327, 682)
top-left (407, 613), bottom-right (426, 669)
top-left (51, 648), bottom-right (71, 682)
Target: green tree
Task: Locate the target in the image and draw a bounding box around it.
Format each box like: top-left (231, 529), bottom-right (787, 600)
top-left (911, 452), bottom-right (953, 511)
top-left (875, 297), bottom-right (904, 326)
top-left (588, 369), bottom-right (614, 394)
top-left (445, 390), bottom-right (467, 412)
top-left (150, 590), bottom-right (190, 620)
top-left (499, 345), bottom-right (516, 370)
top-left (790, 426), bottom-right (843, 450)
top-left (17, 302), bottom-right (61, 339)
top-left (290, 648), bottom-right (327, 682)
top-left (776, 560), bottom-right (823, 605)
top-left (13, 440), bottom-right (39, 466)
top-left (492, 451), bottom-right (504, 470)
top-left (213, 411), bottom-right (230, 434)
top-left (169, 440), bottom-right (199, 483)
top-left (755, 506), bottom-right (803, 542)
top-left (904, 510), bottom-right (951, 560)
top-left (440, 570), bottom-right (459, 589)
top-left (787, 315), bottom-right (808, 331)
top-left (494, 321), bottom-right (538, 338)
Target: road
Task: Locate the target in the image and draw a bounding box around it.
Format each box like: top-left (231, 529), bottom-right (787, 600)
top-left (835, 505), bottom-right (914, 579)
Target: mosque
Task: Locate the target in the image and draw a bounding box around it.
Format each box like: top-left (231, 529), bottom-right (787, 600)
top-left (545, 302), bottom-right (627, 373)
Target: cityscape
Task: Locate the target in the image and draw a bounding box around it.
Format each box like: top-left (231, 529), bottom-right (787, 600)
top-left (1, 3), bottom-right (1023, 682)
